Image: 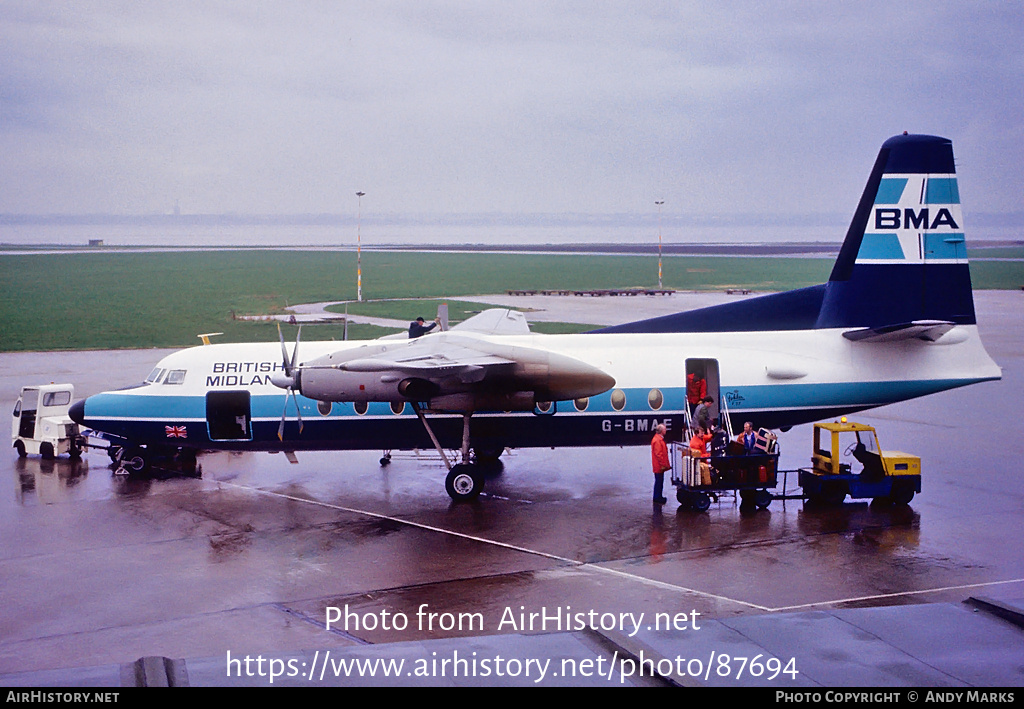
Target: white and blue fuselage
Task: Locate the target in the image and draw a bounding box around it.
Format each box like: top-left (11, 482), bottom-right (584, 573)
top-left (70, 134), bottom-right (1002, 460)
top-left (71, 322), bottom-right (998, 453)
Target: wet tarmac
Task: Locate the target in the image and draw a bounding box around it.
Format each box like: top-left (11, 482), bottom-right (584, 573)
top-left (1, 291), bottom-right (1022, 686)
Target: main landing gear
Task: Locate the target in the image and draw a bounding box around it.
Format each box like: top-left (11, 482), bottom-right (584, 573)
top-left (110, 445), bottom-right (200, 478)
top-left (413, 405), bottom-right (486, 502)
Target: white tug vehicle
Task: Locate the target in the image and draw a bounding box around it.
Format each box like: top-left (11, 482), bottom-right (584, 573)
top-left (12, 384), bottom-right (85, 459)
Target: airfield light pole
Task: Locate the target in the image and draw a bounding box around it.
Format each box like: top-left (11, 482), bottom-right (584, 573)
top-left (356, 191), bottom-right (365, 302)
top-left (655, 200), bottom-right (665, 288)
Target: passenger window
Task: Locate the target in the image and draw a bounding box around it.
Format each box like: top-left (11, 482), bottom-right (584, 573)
top-left (610, 389), bottom-right (626, 411)
top-left (647, 389), bottom-right (664, 410)
top-left (166, 370), bottom-right (187, 385)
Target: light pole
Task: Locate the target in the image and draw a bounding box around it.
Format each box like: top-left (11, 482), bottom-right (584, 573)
top-left (356, 191), bottom-right (365, 302)
top-left (655, 200), bottom-right (665, 288)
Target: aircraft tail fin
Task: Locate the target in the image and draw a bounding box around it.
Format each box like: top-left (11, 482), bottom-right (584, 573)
top-left (593, 133), bottom-right (976, 334)
top-left (815, 133), bottom-right (975, 329)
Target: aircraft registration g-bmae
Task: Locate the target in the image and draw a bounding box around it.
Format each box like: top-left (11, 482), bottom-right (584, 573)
top-left (69, 134), bottom-right (1000, 500)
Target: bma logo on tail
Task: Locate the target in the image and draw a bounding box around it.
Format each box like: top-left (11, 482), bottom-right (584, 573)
top-left (858, 174), bottom-right (966, 264)
top-left (874, 207), bottom-right (959, 231)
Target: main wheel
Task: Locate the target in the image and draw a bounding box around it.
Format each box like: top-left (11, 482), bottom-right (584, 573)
top-left (473, 445), bottom-right (504, 465)
top-left (445, 464), bottom-right (483, 501)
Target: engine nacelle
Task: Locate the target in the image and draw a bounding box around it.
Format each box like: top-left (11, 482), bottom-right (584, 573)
top-left (298, 367), bottom-right (407, 403)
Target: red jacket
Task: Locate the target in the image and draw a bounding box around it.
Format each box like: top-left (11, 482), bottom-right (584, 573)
top-left (651, 433), bottom-right (670, 474)
top-left (689, 431), bottom-right (712, 457)
top-left (687, 373), bottom-right (707, 406)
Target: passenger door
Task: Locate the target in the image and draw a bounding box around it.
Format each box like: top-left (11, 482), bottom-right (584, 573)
top-left (206, 391), bottom-right (252, 441)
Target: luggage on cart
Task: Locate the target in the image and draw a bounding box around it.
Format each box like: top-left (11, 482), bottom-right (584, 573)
top-left (753, 428), bottom-right (778, 454)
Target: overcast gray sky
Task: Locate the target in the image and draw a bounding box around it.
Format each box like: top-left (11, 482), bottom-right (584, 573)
top-left (2, 2), bottom-right (1022, 225)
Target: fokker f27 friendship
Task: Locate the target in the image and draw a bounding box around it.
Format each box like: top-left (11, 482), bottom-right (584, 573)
top-left (69, 134), bottom-right (1001, 499)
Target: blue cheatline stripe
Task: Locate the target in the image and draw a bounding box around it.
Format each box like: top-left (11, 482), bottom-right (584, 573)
top-left (80, 377), bottom-right (994, 450)
top-left (857, 233), bottom-right (905, 260)
top-left (84, 378), bottom-right (987, 429)
top-left (721, 378), bottom-right (985, 412)
top-left (874, 178), bottom-right (908, 204)
top-left (925, 177), bottom-right (960, 204)
top-left (87, 392), bottom-right (201, 418)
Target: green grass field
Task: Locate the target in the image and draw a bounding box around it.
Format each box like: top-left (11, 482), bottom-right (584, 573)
top-left (0, 249), bottom-right (1019, 351)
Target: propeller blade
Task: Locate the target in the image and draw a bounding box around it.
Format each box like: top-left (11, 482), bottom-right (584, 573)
top-left (277, 394), bottom-right (288, 441)
top-left (291, 388), bottom-right (304, 434)
top-left (277, 322), bottom-right (292, 377)
top-left (291, 325), bottom-right (302, 374)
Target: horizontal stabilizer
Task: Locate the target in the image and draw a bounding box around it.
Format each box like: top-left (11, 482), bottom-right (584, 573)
top-left (842, 320), bottom-right (955, 343)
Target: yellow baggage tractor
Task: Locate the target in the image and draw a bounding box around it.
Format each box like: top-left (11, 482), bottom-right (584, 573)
top-left (798, 419), bottom-right (920, 505)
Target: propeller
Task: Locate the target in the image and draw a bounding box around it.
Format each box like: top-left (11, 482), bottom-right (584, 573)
top-left (272, 323), bottom-right (304, 441)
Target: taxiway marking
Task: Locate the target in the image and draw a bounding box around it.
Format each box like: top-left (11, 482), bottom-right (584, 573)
top-left (219, 480), bottom-right (1024, 614)
top-left (771, 577), bottom-right (1024, 613)
top-left (218, 480), bottom-right (770, 610)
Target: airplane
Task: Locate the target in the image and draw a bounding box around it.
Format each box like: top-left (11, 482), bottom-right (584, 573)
top-left (68, 133), bottom-right (1001, 500)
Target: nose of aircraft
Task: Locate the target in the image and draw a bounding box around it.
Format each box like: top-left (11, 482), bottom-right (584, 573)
top-left (68, 399), bottom-right (86, 425)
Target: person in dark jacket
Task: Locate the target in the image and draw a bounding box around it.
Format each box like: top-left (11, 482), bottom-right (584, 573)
top-left (409, 316), bottom-right (439, 338)
top-left (693, 396), bottom-right (714, 432)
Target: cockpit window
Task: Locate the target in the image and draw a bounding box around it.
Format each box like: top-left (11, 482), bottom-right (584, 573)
top-left (165, 370), bottom-right (187, 385)
top-left (146, 368), bottom-right (164, 383)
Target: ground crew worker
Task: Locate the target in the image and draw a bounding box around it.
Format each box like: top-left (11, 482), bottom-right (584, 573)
top-left (409, 316), bottom-right (440, 338)
top-left (689, 425), bottom-right (714, 487)
top-left (693, 396), bottom-right (714, 432)
top-left (651, 423), bottom-right (670, 505)
top-left (737, 421), bottom-right (757, 454)
top-left (687, 370), bottom-right (707, 414)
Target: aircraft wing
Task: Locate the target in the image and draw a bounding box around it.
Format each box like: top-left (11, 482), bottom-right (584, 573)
top-left (294, 332), bottom-right (614, 410)
top-left (333, 343), bottom-right (514, 384)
